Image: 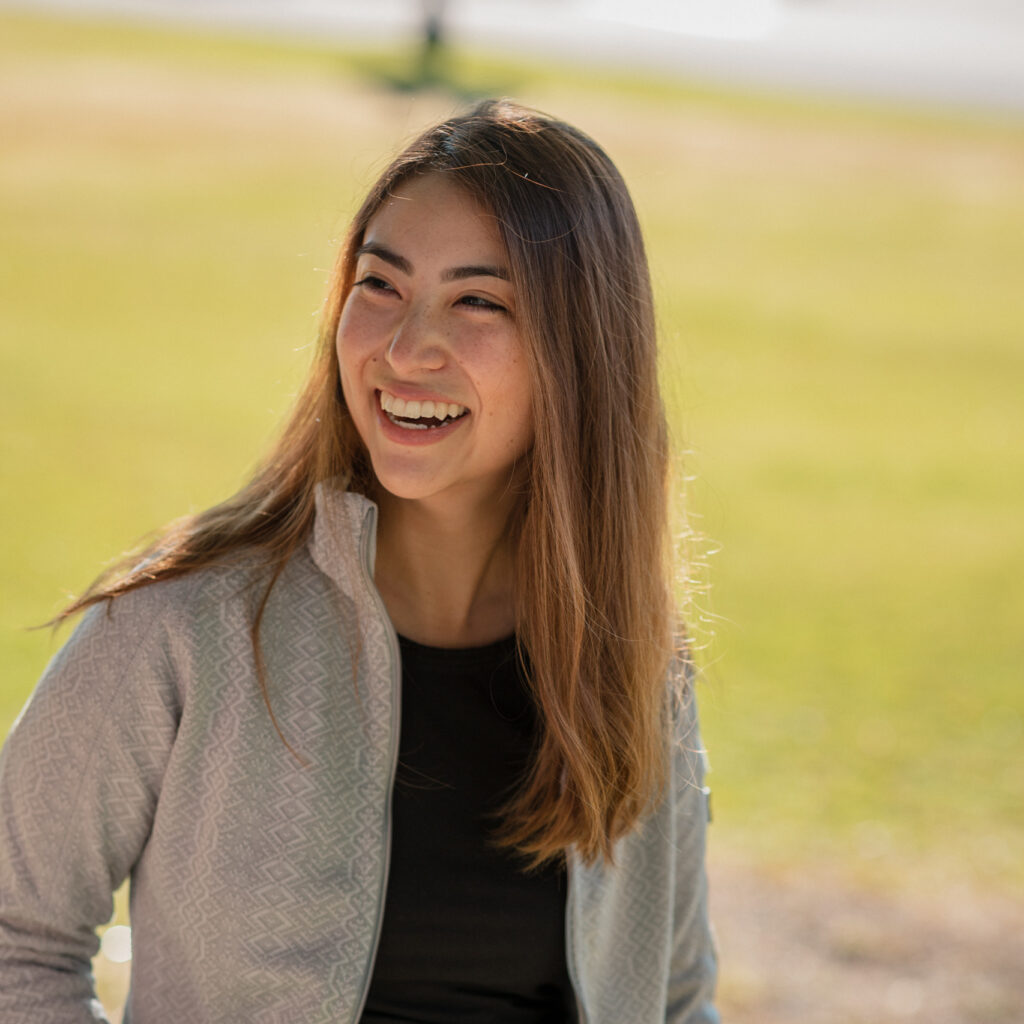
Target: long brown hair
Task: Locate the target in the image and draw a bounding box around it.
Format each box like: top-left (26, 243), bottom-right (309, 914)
top-left (62, 99), bottom-right (680, 866)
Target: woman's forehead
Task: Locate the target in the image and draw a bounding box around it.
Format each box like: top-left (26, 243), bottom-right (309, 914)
top-left (361, 174), bottom-right (506, 265)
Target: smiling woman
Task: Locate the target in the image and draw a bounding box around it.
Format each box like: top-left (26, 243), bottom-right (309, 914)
top-left (0, 100), bottom-right (717, 1023)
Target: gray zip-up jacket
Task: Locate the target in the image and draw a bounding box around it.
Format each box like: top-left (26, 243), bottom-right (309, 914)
top-left (0, 485), bottom-right (717, 1023)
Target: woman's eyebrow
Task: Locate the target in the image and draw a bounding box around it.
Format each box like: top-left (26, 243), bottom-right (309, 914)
top-left (357, 242), bottom-right (509, 283)
top-left (355, 242), bottom-right (412, 275)
top-left (443, 265), bottom-right (510, 282)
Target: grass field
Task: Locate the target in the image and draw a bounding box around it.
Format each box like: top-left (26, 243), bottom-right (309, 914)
top-left (2, 7), bottom-right (1023, 912)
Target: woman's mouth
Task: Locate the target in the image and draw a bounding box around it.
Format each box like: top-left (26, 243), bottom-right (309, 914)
top-left (378, 389), bottom-right (469, 431)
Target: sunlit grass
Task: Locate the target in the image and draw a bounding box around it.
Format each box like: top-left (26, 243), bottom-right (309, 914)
top-left (2, 8), bottom-right (1023, 908)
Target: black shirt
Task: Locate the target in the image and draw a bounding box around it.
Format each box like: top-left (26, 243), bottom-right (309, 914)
top-left (359, 634), bottom-right (574, 1023)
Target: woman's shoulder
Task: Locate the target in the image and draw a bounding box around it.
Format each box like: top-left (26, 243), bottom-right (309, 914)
top-left (37, 484), bottom-right (374, 707)
top-left (54, 549), bottom-right (287, 663)
top-left (85, 550), bottom-right (276, 626)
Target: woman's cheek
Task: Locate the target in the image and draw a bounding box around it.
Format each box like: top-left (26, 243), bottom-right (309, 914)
top-left (337, 305), bottom-right (383, 376)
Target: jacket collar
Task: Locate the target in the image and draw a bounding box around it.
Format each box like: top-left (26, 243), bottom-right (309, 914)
top-left (308, 481), bottom-right (379, 590)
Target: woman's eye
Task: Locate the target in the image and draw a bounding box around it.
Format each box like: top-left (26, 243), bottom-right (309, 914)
top-left (458, 294), bottom-right (506, 312)
top-left (354, 275), bottom-right (396, 295)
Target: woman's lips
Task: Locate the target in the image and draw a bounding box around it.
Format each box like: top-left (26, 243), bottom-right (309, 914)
top-left (379, 388), bottom-right (467, 422)
top-left (374, 389), bottom-right (469, 445)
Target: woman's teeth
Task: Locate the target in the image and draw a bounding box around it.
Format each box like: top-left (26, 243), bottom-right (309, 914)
top-left (379, 390), bottom-right (468, 429)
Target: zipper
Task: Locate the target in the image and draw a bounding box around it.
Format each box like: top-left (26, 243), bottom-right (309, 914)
top-left (564, 853), bottom-right (589, 1024)
top-left (350, 502), bottom-right (403, 1023)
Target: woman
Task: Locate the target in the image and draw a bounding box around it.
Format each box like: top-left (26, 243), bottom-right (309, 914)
top-left (0, 99), bottom-right (717, 1023)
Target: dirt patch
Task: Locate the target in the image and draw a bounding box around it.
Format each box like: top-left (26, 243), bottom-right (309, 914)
top-left (710, 854), bottom-right (1024, 1023)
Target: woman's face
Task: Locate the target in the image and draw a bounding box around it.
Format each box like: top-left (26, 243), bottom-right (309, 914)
top-left (336, 173), bottom-right (534, 510)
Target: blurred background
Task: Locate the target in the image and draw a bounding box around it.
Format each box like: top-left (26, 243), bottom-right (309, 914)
top-left (2, 2), bottom-right (1022, 1021)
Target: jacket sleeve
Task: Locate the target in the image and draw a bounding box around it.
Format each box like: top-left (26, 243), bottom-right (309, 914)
top-left (0, 595), bottom-right (182, 1023)
top-left (666, 675), bottom-right (719, 1023)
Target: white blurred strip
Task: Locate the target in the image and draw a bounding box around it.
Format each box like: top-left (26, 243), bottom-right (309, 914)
top-left (9, 0), bottom-right (1024, 113)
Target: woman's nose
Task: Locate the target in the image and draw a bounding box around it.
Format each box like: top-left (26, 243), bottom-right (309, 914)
top-left (386, 306), bottom-right (446, 373)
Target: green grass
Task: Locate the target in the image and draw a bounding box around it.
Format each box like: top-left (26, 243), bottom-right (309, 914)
top-left (2, 9), bottom-right (1023, 895)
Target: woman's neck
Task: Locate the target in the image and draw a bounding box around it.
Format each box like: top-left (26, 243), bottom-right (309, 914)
top-left (373, 492), bottom-right (519, 648)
